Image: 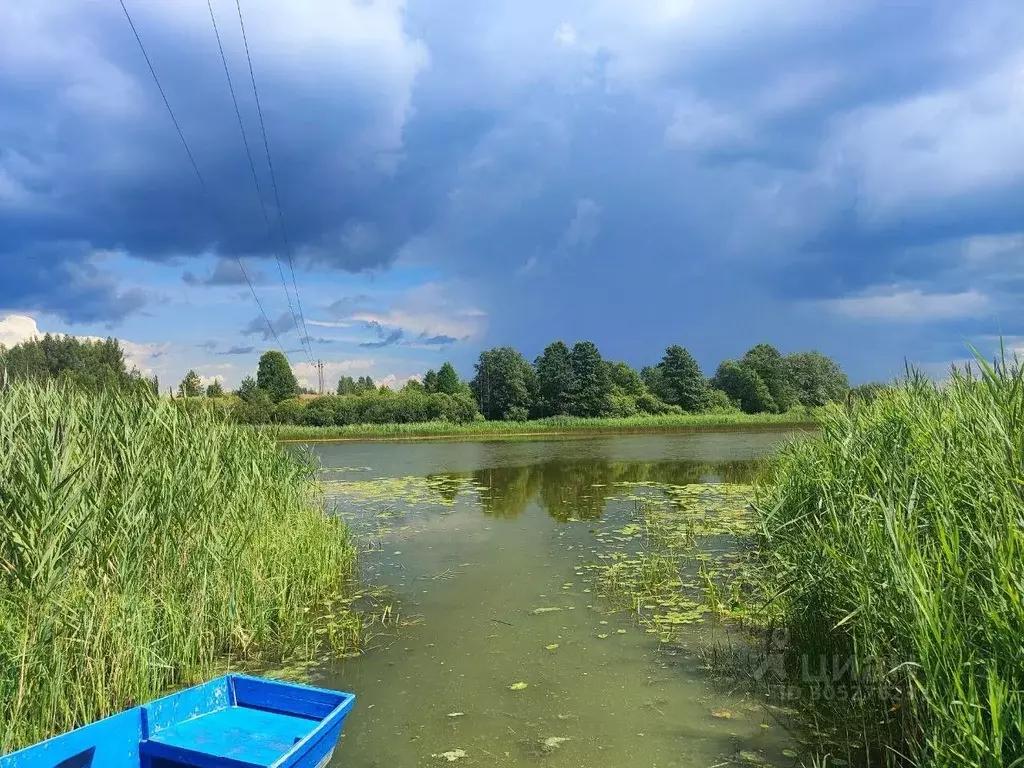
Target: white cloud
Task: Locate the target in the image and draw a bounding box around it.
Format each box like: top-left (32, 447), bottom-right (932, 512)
top-left (0, 313), bottom-right (41, 347)
top-left (826, 288), bottom-right (990, 321)
top-left (915, 358), bottom-right (981, 382)
top-left (338, 282), bottom-right (488, 341)
top-left (119, 340), bottom-right (170, 376)
top-left (197, 374), bottom-right (225, 388)
top-left (665, 96), bottom-right (748, 150)
top-left (0, 166), bottom-right (35, 209)
top-left (665, 68), bottom-right (844, 153)
top-left (554, 22), bottom-right (577, 47)
top-left (293, 358), bottom-right (373, 390)
top-left (516, 254), bottom-right (540, 276)
top-left (375, 373), bottom-right (421, 390)
top-left (964, 233), bottom-right (1024, 262)
top-left (561, 198), bottom-right (601, 251)
top-left (757, 68), bottom-right (844, 115)
top-left (572, 0), bottom-right (862, 87)
top-left (827, 54), bottom-right (1024, 219)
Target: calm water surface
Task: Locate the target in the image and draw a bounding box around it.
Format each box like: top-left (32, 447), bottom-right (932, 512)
top-left (310, 432), bottom-right (802, 768)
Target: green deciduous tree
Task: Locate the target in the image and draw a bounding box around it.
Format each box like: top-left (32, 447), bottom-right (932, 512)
top-left (606, 361), bottom-right (647, 397)
top-left (712, 360), bottom-right (775, 414)
top-left (654, 345), bottom-right (708, 412)
top-left (237, 376), bottom-right (260, 401)
top-left (568, 341), bottom-right (613, 417)
top-left (534, 341), bottom-right (575, 417)
top-left (0, 334), bottom-right (137, 392)
top-left (233, 376), bottom-right (272, 423)
top-left (256, 351), bottom-right (298, 403)
top-left (178, 370), bottom-right (203, 398)
top-left (422, 369), bottom-right (439, 393)
top-left (742, 343), bottom-right (797, 412)
top-left (206, 379), bottom-right (224, 398)
top-left (355, 375), bottom-right (376, 393)
top-left (470, 347), bottom-right (536, 420)
top-left (436, 362), bottom-right (460, 395)
top-left (785, 351), bottom-right (850, 407)
top-left (640, 365), bottom-right (665, 398)
top-left (705, 388), bottom-right (736, 412)
top-left (336, 376), bottom-right (357, 395)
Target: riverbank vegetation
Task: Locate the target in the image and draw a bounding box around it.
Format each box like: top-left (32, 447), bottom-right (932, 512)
top-left (755, 360), bottom-right (1024, 767)
top-left (216, 341), bottom-right (851, 430)
top-left (0, 334), bottom-right (158, 394)
top-left (0, 332), bottom-right (853, 428)
top-left (273, 410), bottom-right (815, 441)
top-left (0, 382), bottom-right (361, 752)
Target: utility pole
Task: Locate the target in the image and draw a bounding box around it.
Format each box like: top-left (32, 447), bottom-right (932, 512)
top-left (317, 360), bottom-right (325, 395)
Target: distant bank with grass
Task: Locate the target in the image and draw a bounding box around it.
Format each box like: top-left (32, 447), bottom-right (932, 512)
top-left (271, 409), bottom-right (818, 442)
top-left (755, 360), bottom-right (1024, 767)
top-left (0, 382), bottom-right (362, 753)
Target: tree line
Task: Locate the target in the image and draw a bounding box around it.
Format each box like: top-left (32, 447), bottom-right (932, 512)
top-left (0, 334), bottom-right (858, 427)
top-left (0, 334), bottom-right (157, 393)
top-left (219, 352), bottom-right (478, 426)
top-left (200, 342), bottom-right (853, 427)
top-left (466, 341), bottom-right (850, 421)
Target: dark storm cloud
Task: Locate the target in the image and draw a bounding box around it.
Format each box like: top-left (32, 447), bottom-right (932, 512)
top-left (359, 328), bottom-right (403, 348)
top-left (327, 294), bottom-right (377, 317)
top-left (2, 0), bottom-right (1023, 382)
top-left (0, 244), bottom-right (146, 324)
top-left (182, 259), bottom-right (267, 287)
top-left (419, 334), bottom-right (457, 346)
top-left (219, 344), bottom-right (254, 355)
top-left (0, 0), bottom-right (433, 321)
top-left (241, 311), bottom-right (297, 341)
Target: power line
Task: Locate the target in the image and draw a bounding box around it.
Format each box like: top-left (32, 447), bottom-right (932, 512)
top-left (205, 0), bottom-right (313, 366)
top-left (233, 0), bottom-right (313, 358)
top-left (117, 0), bottom-right (291, 365)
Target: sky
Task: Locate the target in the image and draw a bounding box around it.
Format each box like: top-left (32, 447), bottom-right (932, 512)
top-left (1, 0), bottom-right (1022, 391)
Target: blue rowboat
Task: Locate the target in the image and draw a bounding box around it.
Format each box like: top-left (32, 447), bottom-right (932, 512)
top-left (0, 674), bottom-right (355, 768)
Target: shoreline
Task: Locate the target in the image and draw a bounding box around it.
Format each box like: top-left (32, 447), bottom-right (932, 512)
top-left (272, 416), bottom-right (818, 443)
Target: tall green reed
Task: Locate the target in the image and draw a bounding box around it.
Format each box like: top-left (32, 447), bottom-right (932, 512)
top-left (0, 383), bottom-right (360, 752)
top-left (757, 361), bottom-right (1024, 767)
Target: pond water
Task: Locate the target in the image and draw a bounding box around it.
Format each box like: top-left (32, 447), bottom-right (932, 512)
top-left (309, 432), bottom-right (804, 768)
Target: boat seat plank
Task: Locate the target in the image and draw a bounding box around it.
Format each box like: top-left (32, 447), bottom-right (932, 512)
top-left (142, 707), bottom-right (316, 768)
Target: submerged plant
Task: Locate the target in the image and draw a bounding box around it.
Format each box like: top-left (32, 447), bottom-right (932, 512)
top-left (591, 485), bottom-right (763, 643)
